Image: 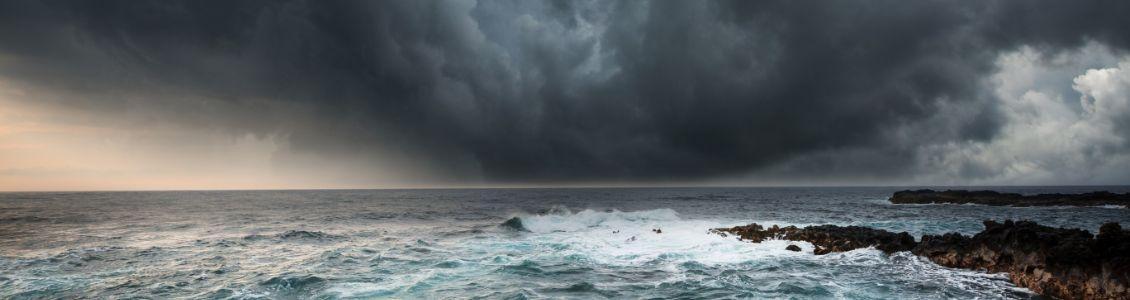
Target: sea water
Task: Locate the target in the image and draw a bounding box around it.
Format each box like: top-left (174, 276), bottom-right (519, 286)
top-left (2, 187), bottom-right (1129, 299)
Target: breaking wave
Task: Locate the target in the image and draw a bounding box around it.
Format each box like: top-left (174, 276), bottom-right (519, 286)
top-left (5, 188), bottom-right (1111, 298)
top-left (500, 206), bottom-right (682, 233)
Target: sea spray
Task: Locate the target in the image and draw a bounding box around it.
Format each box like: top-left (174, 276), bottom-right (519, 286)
top-left (5, 188), bottom-right (1123, 298)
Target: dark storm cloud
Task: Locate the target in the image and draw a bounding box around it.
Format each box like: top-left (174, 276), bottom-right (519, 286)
top-left (2, 0), bottom-right (1129, 184)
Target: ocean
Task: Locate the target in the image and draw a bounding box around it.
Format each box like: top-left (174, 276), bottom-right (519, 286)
top-left (2, 187), bottom-right (1128, 299)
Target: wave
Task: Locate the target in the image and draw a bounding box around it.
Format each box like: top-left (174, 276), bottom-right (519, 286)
top-left (500, 206), bottom-right (681, 233)
top-left (275, 230), bottom-right (341, 240)
top-left (243, 230), bottom-right (344, 242)
top-left (259, 275), bottom-right (327, 296)
top-left (541, 282), bottom-right (619, 298)
top-left (481, 207), bottom-right (800, 268)
top-left (500, 217), bottom-right (529, 232)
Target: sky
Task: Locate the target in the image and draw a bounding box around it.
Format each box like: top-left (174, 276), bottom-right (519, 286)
top-left (1, 0), bottom-right (1130, 191)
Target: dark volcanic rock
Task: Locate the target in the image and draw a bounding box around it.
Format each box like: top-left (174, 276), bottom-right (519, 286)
top-left (914, 220), bottom-right (1129, 299)
top-left (785, 244), bottom-right (801, 252)
top-left (713, 221), bottom-right (1130, 299)
top-left (710, 223), bottom-right (916, 255)
top-left (889, 189), bottom-right (1130, 207)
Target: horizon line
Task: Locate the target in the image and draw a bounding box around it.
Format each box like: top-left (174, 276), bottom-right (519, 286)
top-left (3, 184), bottom-right (1129, 193)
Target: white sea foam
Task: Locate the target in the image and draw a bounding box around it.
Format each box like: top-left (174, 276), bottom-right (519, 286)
top-left (513, 208), bottom-right (682, 233)
top-left (6, 189), bottom-right (1095, 299)
top-left (492, 208), bottom-right (809, 267)
top-left (465, 208), bottom-right (1035, 298)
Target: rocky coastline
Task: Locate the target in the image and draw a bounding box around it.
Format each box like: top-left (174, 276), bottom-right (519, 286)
top-left (712, 220), bottom-right (1129, 299)
top-left (889, 189), bottom-right (1130, 207)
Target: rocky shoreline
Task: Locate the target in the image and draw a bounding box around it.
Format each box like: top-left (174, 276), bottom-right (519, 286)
top-left (889, 189), bottom-right (1130, 207)
top-left (712, 220), bottom-right (1129, 299)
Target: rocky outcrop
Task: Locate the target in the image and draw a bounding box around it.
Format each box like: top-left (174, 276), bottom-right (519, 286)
top-left (914, 220), bottom-right (1129, 299)
top-left (710, 223), bottom-right (916, 255)
top-left (713, 221), bottom-right (1130, 299)
top-left (889, 189), bottom-right (1130, 207)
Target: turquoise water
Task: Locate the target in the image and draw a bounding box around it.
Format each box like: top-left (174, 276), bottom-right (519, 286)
top-left (2, 187), bottom-right (1128, 299)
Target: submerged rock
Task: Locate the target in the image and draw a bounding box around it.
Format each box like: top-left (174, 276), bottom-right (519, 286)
top-left (500, 217), bottom-right (529, 232)
top-left (785, 245), bottom-right (801, 252)
top-left (889, 189), bottom-right (1130, 207)
top-left (713, 220), bottom-right (1130, 299)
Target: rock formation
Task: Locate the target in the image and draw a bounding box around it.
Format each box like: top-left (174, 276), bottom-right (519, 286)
top-left (710, 223), bottom-right (916, 255)
top-left (889, 189), bottom-right (1130, 207)
top-left (914, 220), bottom-right (1129, 299)
top-left (713, 220), bottom-right (1129, 299)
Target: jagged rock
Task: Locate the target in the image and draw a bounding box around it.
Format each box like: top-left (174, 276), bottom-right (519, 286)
top-left (913, 220), bottom-right (1129, 300)
top-left (710, 223), bottom-right (916, 255)
top-left (713, 220), bottom-right (1130, 299)
top-left (889, 189), bottom-right (1130, 207)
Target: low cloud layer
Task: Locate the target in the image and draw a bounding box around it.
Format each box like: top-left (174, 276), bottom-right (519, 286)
top-left (916, 45), bottom-right (1130, 185)
top-left (2, 0), bottom-right (1129, 187)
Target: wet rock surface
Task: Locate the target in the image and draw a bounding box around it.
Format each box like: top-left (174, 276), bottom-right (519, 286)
top-left (889, 189), bottom-right (1130, 207)
top-left (915, 220), bottom-right (1130, 300)
top-left (711, 223), bottom-right (917, 255)
top-left (714, 220), bottom-right (1130, 299)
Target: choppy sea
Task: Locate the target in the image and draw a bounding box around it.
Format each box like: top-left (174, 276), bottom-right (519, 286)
top-left (2, 187), bottom-right (1129, 299)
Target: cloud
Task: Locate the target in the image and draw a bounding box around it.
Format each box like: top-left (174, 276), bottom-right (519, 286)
top-left (2, 0), bottom-right (1130, 186)
top-left (911, 44), bottom-right (1130, 185)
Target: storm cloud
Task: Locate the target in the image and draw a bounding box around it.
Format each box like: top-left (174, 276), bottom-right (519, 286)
top-left (2, 0), bottom-right (1129, 186)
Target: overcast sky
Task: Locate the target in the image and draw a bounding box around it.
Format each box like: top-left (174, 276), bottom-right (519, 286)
top-left (2, 0), bottom-right (1130, 190)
